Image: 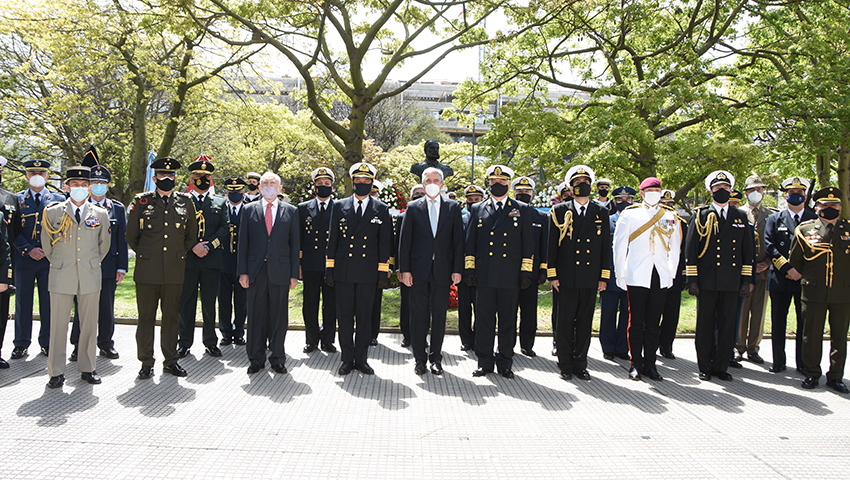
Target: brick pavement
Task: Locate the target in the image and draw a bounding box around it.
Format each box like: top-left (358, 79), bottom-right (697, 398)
top-left (1, 324), bottom-right (849, 479)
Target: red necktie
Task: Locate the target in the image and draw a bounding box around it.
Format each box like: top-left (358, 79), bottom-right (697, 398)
top-left (265, 203), bottom-right (273, 235)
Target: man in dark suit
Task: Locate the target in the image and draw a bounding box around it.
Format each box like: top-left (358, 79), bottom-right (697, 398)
top-left (369, 180), bottom-right (390, 346)
top-left (398, 168), bottom-right (463, 375)
top-left (325, 162), bottom-right (392, 375)
top-left (658, 189), bottom-right (687, 359)
top-left (0, 156), bottom-right (20, 368)
top-left (237, 172), bottom-right (300, 374)
top-left (547, 165), bottom-right (611, 381)
top-left (70, 149), bottom-right (127, 361)
top-left (685, 170), bottom-right (754, 382)
top-left (397, 184), bottom-right (426, 348)
top-left (465, 165), bottom-right (535, 379)
top-left (510, 176), bottom-right (548, 357)
top-left (458, 185), bottom-right (484, 352)
top-left (298, 167), bottom-right (338, 353)
top-left (765, 177), bottom-right (816, 373)
top-left (219, 176), bottom-right (248, 347)
top-left (177, 155), bottom-right (230, 358)
top-left (11, 159), bottom-right (64, 359)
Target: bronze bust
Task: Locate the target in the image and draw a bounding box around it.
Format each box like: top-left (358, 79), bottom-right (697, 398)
top-left (410, 140), bottom-right (453, 179)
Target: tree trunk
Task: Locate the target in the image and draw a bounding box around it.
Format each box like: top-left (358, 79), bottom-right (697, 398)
top-left (341, 102), bottom-right (367, 196)
top-left (156, 81), bottom-right (188, 160)
top-left (814, 139), bottom-right (831, 188)
top-left (838, 141), bottom-right (850, 219)
top-left (125, 89), bottom-right (150, 205)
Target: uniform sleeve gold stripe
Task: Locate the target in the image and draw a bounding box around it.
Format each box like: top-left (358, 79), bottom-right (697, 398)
top-left (539, 263), bottom-right (547, 270)
top-left (211, 238), bottom-right (221, 249)
top-left (325, 258), bottom-right (335, 268)
top-left (685, 266), bottom-right (698, 276)
top-left (465, 255), bottom-right (475, 270)
top-left (521, 258), bottom-right (534, 272)
top-left (600, 269), bottom-right (611, 280)
top-left (378, 262), bottom-right (390, 272)
top-left (741, 265), bottom-right (753, 276)
top-left (299, 251), bottom-right (303, 259)
top-left (388, 256), bottom-right (395, 266)
top-left (772, 256), bottom-right (788, 270)
top-left (547, 268), bottom-right (557, 278)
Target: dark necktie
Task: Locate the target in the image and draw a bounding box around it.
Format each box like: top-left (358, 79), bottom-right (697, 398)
top-left (496, 201), bottom-right (502, 211)
top-left (794, 213), bottom-right (800, 226)
top-left (162, 195), bottom-right (169, 205)
top-left (580, 205), bottom-right (585, 217)
top-left (356, 200), bottom-right (363, 217)
top-left (35, 193), bottom-right (40, 207)
top-left (75, 208), bottom-right (81, 224)
top-left (320, 202), bottom-right (326, 214)
top-left (195, 195), bottom-right (204, 209)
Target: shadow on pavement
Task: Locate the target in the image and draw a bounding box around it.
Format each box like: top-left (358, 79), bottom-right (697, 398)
top-left (336, 374), bottom-right (416, 410)
top-left (241, 370), bottom-right (312, 403)
top-left (116, 376), bottom-right (196, 417)
top-left (18, 384), bottom-right (100, 426)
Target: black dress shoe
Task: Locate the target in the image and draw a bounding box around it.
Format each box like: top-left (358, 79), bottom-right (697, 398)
top-left (603, 353), bottom-right (615, 361)
top-left (796, 367), bottom-right (804, 373)
top-left (629, 366), bottom-right (642, 381)
top-left (802, 376), bottom-right (819, 389)
top-left (138, 366), bottom-right (154, 379)
top-left (826, 379), bottom-right (850, 394)
top-left (400, 338), bottom-right (411, 348)
top-left (660, 351), bottom-right (676, 360)
top-left (206, 345), bottom-right (223, 357)
top-left (233, 337), bottom-right (247, 346)
top-left (551, 347), bottom-right (558, 356)
top-left (40, 346), bottom-right (49, 356)
top-left (303, 344), bottom-right (318, 353)
top-left (369, 338), bottom-right (378, 347)
top-left (747, 353), bottom-right (765, 364)
top-left (272, 364), bottom-right (288, 374)
top-left (472, 367), bottom-right (492, 377)
top-left (320, 343), bottom-right (337, 353)
top-left (163, 363), bottom-right (188, 377)
top-left (47, 374), bottom-right (64, 388)
top-left (559, 371), bottom-right (572, 380)
top-left (81, 371), bottom-right (102, 384)
top-left (728, 359), bottom-right (743, 369)
top-left (574, 369), bottom-right (591, 381)
top-left (338, 362), bottom-right (354, 375)
top-left (698, 372), bottom-right (712, 381)
top-left (355, 362), bottom-right (375, 375)
top-left (734, 353), bottom-right (744, 362)
top-left (176, 346), bottom-right (190, 358)
top-left (414, 362), bottom-right (428, 375)
top-left (10, 347), bottom-right (26, 359)
top-left (220, 337), bottom-right (232, 346)
top-left (100, 347), bottom-right (119, 359)
top-left (460, 343), bottom-right (473, 352)
top-left (247, 363), bottom-right (263, 374)
top-left (617, 353), bottom-right (630, 360)
top-left (69, 346), bottom-right (78, 362)
top-left (499, 369), bottom-right (515, 379)
top-left (644, 368), bottom-right (663, 381)
top-left (712, 371), bottom-right (733, 381)
top-left (521, 348), bottom-right (536, 358)
top-left (430, 363), bottom-right (443, 375)
top-left (769, 364), bottom-right (787, 373)
top-left (0, 358), bottom-right (8, 369)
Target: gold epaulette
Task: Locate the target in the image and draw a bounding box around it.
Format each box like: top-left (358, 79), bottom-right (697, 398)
top-left (465, 255), bottom-right (475, 270)
top-left (600, 269), bottom-right (611, 280)
top-left (378, 262), bottom-right (389, 272)
top-left (685, 265), bottom-right (698, 276)
top-left (772, 256), bottom-right (788, 270)
top-left (741, 265), bottom-right (753, 277)
top-left (325, 258), bottom-right (335, 268)
top-left (521, 258), bottom-right (534, 272)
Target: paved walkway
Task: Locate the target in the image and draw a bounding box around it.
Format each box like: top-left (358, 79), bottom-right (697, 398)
top-left (1, 324), bottom-right (848, 479)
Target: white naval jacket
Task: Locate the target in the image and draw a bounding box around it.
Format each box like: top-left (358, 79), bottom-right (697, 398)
top-left (612, 203), bottom-right (681, 290)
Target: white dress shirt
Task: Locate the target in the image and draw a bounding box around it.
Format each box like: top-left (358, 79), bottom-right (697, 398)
top-left (612, 204), bottom-right (682, 290)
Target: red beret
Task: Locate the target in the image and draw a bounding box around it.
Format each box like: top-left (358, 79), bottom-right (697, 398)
top-left (639, 177), bottom-right (661, 190)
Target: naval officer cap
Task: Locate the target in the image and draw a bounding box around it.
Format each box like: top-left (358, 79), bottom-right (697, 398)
top-left (660, 189), bottom-right (676, 202)
top-left (511, 176), bottom-right (535, 190)
top-left (487, 165), bottom-right (514, 180)
top-left (565, 164), bottom-right (595, 185)
top-left (349, 162), bottom-right (377, 179)
top-left (781, 176), bottom-right (810, 191)
top-left (464, 185), bottom-right (486, 197)
top-left (705, 170), bottom-right (735, 190)
top-left (311, 167), bottom-right (335, 183)
top-left (729, 189), bottom-right (744, 202)
top-left (224, 176), bottom-right (247, 191)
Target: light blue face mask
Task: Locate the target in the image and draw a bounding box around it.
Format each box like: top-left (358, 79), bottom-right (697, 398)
top-left (70, 186), bottom-right (89, 202)
top-left (91, 184), bottom-right (108, 197)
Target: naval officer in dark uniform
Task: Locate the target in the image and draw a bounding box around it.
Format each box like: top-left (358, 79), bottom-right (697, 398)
top-left (658, 189), bottom-right (687, 359)
top-left (0, 155), bottom-right (20, 368)
top-left (126, 157), bottom-right (198, 379)
top-left (219, 176), bottom-right (248, 347)
top-left (298, 167), bottom-right (339, 353)
top-left (458, 185), bottom-right (484, 352)
top-left (177, 155), bottom-right (230, 358)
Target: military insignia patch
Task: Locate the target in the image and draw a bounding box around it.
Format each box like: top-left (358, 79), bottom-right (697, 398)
top-left (175, 206), bottom-right (187, 216)
top-left (508, 208), bottom-right (520, 217)
top-left (84, 216), bottom-right (101, 228)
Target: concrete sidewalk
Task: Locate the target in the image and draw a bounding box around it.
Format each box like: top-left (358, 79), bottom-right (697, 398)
top-left (1, 324), bottom-right (848, 479)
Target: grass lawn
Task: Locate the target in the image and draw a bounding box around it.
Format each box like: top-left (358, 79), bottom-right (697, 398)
top-left (35, 258), bottom-right (803, 335)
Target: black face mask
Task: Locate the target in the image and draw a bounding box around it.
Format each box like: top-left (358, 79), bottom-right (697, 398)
top-left (490, 183), bottom-right (509, 197)
top-left (466, 201), bottom-right (476, 210)
top-left (818, 206), bottom-right (840, 220)
top-left (155, 177), bottom-right (175, 192)
top-left (786, 193), bottom-right (806, 206)
top-left (316, 185), bottom-right (333, 198)
top-left (247, 183), bottom-right (258, 192)
top-left (598, 188), bottom-right (609, 198)
top-left (354, 182), bottom-right (373, 197)
top-left (227, 192), bottom-right (244, 204)
top-left (194, 176), bottom-right (211, 191)
top-left (615, 201), bottom-right (631, 212)
top-left (712, 188), bottom-right (731, 204)
top-left (573, 182), bottom-right (592, 197)
top-left (515, 193), bottom-right (532, 204)
top-left (411, 194), bottom-right (425, 201)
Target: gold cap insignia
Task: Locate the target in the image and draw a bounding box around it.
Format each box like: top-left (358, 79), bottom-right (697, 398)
top-left (717, 173), bottom-right (727, 180)
top-left (201, 163), bottom-right (207, 170)
top-left (34, 161), bottom-right (41, 167)
top-left (577, 168), bottom-right (586, 174)
top-left (359, 164), bottom-right (369, 172)
top-left (495, 167), bottom-right (502, 176)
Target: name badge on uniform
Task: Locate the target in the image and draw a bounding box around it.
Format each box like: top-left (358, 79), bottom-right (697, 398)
top-left (842, 235), bottom-right (850, 241)
top-left (778, 225), bottom-right (788, 231)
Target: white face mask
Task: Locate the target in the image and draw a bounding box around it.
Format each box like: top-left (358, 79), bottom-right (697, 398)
top-left (643, 191), bottom-right (661, 206)
top-left (425, 183), bottom-right (441, 198)
top-left (69, 187), bottom-right (89, 202)
top-left (260, 185), bottom-right (278, 200)
top-left (29, 174), bottom-right (46, 189)
top-left (747, 191), bottom-right (763, 205)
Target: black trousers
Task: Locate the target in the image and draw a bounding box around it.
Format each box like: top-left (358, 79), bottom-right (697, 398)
top-left (0, 291), bottom-right (10, 357)
top-left (71, 276), bottom-right (117, 349)
top-left (178, 267), bottom-right (222, 349)
top-left (599, 289), bottom-right (629, 355)
top-left (770, 290), bottom-right (804, 370)
top-left (301, 270), bottom-right (336, 347)
top-left (626, 269), bottom-right (666, 372)
top-left (410, 269), bottom-right (450, 364)
top-left (659, 287), bottom-right (682, 354)
top-left (399, 284), bottom-right (411, 341)
top-left (371, 285), bottom-right (383, 340)
top-left (136, 283), bottom-right (181, 367)
top-left (246, 263), bottom-right (289, 367)
top-left (474, 286), bottom-right (519, 371)
top-left (695, 290), bottom-right (738, 374)
top-left (13, 264), bottom-right (50, 349)
top-left (517, 282), bottom-right (538, 351)
top-left (556, 287), bottom-right (597, 373)
top-left (219, 270), bottom-right (247, 341)
top-left (337, 281), bottom-right (376, 365)
top-left (457, 278), bottom-right (476, 346)
top-left (551, 290), bottom-right (559, 347)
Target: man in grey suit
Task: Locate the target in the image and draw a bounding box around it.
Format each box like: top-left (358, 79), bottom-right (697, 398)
top-left (42, 166), bottom-right (111, 388)
top-left (238, 172), bottom-right (300, 375)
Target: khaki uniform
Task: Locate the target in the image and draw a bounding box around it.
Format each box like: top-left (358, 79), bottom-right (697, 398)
top-left (42, 201), bottom-right (111, 377)
top-left (737, 203), bottom-right (777, 355)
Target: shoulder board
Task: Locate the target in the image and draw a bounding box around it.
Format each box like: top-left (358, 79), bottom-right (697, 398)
top-left (695, 205), bottom-right (709, 210)
top-left (111, 199), bottom-right (124, 207)
top-left (798, 218), bottom-right (817, 227)
top-left (46, 200), bottom-right (63, 208)
top-left (135, 191), bottom-right (154, 199)
top-left (767, 206), bottom-right (779, 213)
top-left (625, 204), bottom-right (641, 210)
top-left (175, 192), bottom-right (191, 198)
top-left (659, 204), bottom-right (675, 211)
